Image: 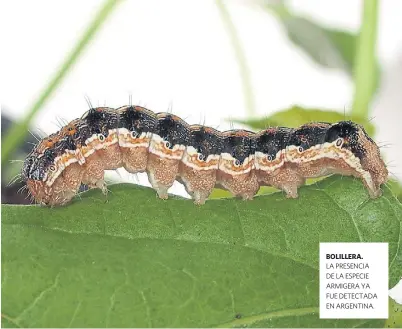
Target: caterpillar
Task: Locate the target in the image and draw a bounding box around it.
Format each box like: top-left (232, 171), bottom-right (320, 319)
top-left (22, 105), bottom-right (388, 206)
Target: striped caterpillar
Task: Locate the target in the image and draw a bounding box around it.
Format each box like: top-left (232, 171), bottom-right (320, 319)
top-left (22, 105), bottom-right (388, 206)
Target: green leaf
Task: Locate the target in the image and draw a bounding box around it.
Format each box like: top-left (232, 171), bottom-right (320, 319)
top-left (276, 15), bottom-right (352, 72)
top-left (386, 298), bottom-right (402, 328)
top-left (2, 176), bottom-right (401, 327)
top-left (234, 106), bottom-right (375, 136)
top-left (387, 179), bottom-right (402, 203)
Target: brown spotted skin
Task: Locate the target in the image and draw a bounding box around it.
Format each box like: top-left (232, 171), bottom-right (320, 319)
top-left (179, 163), bottom-right (217, 205)
top-left (257, 165), bottom-right (304, 199)
top-left (121, 147), bottom-right (149, 174)
top-left (21, 106), bottom-right (388, 206)
top-left (61, 163), bottom-right (84, 196)
top-left (97, 144), bottom-right (122, 170)
top-left (81, 153), bottom-right (107, 193)
top-left (217, 170), bottom-right (260, 200)
top-left (27, 171), bottom-right (79, 206)
top-left (146, 153), bottom-right (181, 199)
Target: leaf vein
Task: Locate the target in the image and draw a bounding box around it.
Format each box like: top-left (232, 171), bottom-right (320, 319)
top-left (1, 313), bottom-right (22, 328)
top-left (215, 306), bottom-right (319, 327)
top-left (18, 224), bottom-right (318, 271)
top-left (67, 300), bottom-right (82, 328)
top-left (140, 290), bottom-right (152, 327)
top-left (15, 272), bottom-right (61, 322)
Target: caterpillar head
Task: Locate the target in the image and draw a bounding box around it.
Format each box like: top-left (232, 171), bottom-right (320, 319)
top-left (21, 151), bottom-right (52, 182)
top-left (325, 121), bottom-right (388, 197)
top-left (21, 137), bottom-right (78, 206)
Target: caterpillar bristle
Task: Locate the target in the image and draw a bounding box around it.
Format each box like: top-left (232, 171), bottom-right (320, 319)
top-left (28, 129), bottom-right (40, 142)
top-left (7, 173), bottom-right (22, 187)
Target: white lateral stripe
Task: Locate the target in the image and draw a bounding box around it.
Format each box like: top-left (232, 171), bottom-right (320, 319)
top-left (181, 147), bottom-right (220, 170)
top-left (42, 133), bottom-right (375, 194)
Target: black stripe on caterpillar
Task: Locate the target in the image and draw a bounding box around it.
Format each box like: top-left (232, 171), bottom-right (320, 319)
top-left (22, 105), bottom-right (388, 206)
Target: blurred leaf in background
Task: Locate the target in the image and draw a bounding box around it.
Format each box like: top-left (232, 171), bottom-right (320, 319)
top-left (387, 179), bottom-right (402, 203)
top-left (264, 1), bottom-right (381, 100)
top-left (233, 105), bottom-right (375, 135)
